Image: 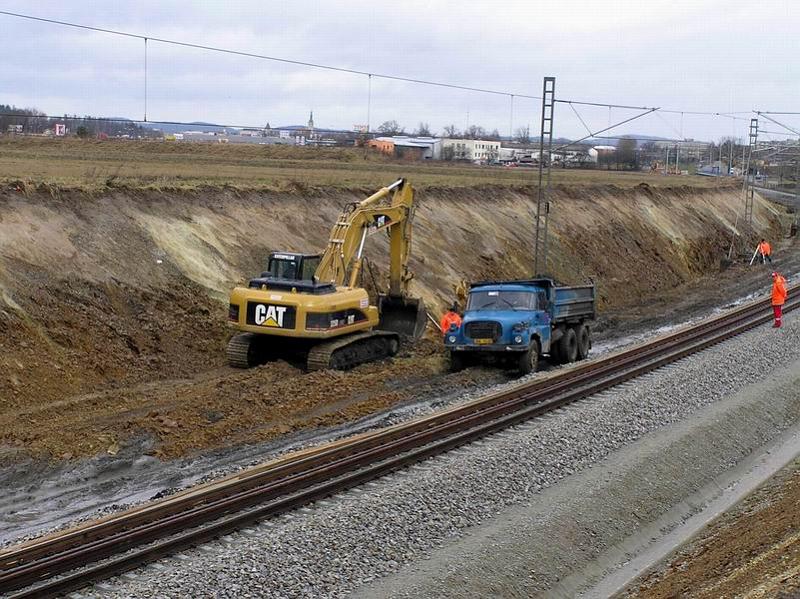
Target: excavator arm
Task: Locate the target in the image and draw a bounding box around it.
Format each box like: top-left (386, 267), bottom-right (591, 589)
top-left (315, 178), bottom-right (415, 298)
top-left (314, 178), bottom-right (425, 338)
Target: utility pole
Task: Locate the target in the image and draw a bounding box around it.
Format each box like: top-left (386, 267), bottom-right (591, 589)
top-left (664, 146), bottom-right (669, 175)
top-left (744, 118), bottom-right (758, 227)
top-left (728, 139), bottom-right (733, 176)
top-left (509, 94), bottom-right (514, 140)
top-left (792, 157), bottom-right (800, 239)
top-left (534, 77), bottom-right (555, 276)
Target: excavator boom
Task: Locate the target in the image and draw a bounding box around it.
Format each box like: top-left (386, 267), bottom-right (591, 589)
top-left (314, 178), bottom-right (425, 338)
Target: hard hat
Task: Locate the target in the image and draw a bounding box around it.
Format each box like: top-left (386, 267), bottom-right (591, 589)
top-left (772, 271), bottom-right (779, 277)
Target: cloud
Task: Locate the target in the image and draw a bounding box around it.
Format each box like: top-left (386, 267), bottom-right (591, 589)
top-left (1, 0), bottom-right (799, 140)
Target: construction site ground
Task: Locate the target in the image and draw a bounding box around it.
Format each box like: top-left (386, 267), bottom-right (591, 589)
top-left (0, 174), bottom-right (792, 464)
top-left (1, 146), bottom-right (799, 583)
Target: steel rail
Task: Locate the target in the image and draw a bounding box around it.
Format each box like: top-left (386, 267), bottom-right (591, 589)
top-left (1, 288), bottom-right (797, 597)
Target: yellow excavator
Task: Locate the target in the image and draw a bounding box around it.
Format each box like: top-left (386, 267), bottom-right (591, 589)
top-left (227, 178), bottom-right (427, 370)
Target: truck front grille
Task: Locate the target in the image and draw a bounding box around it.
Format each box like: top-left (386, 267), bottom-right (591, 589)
top-left (465, 321), bottom-right (502, 341)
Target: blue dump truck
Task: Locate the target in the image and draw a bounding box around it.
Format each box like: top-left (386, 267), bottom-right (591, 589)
top-left (444, 279), bottom-right (596, 375)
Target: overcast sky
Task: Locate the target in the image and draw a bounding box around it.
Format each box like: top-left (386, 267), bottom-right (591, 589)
top-left (1, 0), bottom-right (799, 142)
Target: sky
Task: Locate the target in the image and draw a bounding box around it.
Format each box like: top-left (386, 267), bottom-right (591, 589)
top-left (1, 0), bottom-right (799, 142)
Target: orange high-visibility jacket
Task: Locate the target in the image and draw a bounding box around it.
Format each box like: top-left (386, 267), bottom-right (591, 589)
top-left (440, 311), bottom-right (462, 333)
top-left (772, 275), bottom-right (787, 306)
top-left (759, 241), bottom-right (772, 256)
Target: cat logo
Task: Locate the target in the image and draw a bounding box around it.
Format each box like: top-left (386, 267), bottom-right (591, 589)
top-left (254, 304), bottom-right (287, 328)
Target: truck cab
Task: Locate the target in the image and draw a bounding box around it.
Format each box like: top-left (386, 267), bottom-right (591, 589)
top-left (444, 279), bottom-right (595, 375)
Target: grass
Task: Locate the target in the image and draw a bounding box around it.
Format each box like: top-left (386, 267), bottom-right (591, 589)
top-left (0, 137), bottom-right (734, 194)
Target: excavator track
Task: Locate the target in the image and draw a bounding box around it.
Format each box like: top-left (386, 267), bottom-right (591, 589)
top-left (227, 333), bottom-right (269, 368)
top-left (307, 331), bottom-right (399, 371)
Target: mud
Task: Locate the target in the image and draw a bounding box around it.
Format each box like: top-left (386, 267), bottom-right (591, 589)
top-left (0, 182), bottom-right (789, 464)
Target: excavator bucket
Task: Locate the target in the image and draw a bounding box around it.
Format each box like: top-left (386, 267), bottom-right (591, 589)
top-left (378, 295), bottom-right (428, 339)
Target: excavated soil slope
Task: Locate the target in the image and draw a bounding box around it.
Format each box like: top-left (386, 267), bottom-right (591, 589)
top-left (0, 181), bottom-right (783, 460)
top-left (626, 458), bottom-right (800, 598)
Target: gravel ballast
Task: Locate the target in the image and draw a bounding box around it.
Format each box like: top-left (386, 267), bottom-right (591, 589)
top-left (88, 314), bottom-right (800, 599)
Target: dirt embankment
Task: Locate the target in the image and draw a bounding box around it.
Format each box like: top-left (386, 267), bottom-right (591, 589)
top-left (0, 181), bottom-right (784, 460)
top-left (626, 458), bottom-right (800, 598)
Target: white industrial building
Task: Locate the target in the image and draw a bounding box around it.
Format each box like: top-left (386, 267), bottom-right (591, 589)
top-left (442, 138), bottom-right (501, 163)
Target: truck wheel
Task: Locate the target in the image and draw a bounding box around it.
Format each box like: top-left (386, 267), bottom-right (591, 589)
top-left (549, 335), bottom-right (563, 364)
top-left (518, 339), bottom-right (540, 375)
top-left (575, 324), bottom-right (590, 360)
top-left (449, 352), bottom-right (466, 372)
top-left (562, 328), bottom-right (578, 363)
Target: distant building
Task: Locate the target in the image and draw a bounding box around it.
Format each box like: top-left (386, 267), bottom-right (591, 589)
top-left (180, 131), bottom-right (292, 145)
top-left (442, 139), bottom-right (500, 162)
top-left (653, 139), bottom-right (711, 161)
top-left (368, 138), bottom-right (395, 155)
top-left (367, 136), bottom-right (442, 160)
top-left (553, 144), bottom-right (592, 166)
top-left (588, 145), bottom-right (616, 163)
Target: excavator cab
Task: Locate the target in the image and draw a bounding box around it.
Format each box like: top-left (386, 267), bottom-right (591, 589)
top-left (261, 252), bottom-right (321, 282)
top-left (247, 252), bottom-right (330, 294)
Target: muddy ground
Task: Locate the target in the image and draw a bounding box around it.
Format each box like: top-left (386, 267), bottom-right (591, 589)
top-left (0, 180), bottom-right (792, 464)
top-left (625, 457), bottom-right (800, 599)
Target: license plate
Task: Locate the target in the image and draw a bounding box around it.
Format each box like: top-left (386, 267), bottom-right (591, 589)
top-left (474, 338), bottom-right (493, 345)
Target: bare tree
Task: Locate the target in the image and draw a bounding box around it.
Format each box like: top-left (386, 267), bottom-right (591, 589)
top-left (617, 139), bottom-right (638, 170)
top-left (464, 125), bottom-right (487, 139)
top-left (413, 122), bottom-right (433, 137)
top-left (441, 146), bottom-right (452, 161)
top-left (442, 124), bottom-right (460, 138)
top-left (514, 126), bottom-right (531, 144)
top-left (377, 120), bottom-right (405, 136)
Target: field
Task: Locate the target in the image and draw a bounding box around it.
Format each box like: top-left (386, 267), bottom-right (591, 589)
top-left (0, 137), bottom-right (729, 193)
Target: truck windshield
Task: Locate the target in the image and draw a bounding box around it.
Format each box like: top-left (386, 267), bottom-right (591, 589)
top-left (467, 290), bottom-right (536, 311)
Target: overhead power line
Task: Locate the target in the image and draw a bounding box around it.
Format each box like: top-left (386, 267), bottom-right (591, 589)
top-left (2, 110), bottom-right (705, 144)
top-left (0, 9), bottom-right (770, 116)
top-left (756, 112), bottom-right (800, 137)
top-left (0, 10), bottom-right (540, 100)
top-left (551, 107), bottom-right (659, 153)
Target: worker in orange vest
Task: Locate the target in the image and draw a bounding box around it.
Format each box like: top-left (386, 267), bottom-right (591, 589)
top-left (440, 303), bottom-right (462, 335)
top-left (758, 239), bottom-right (772, 264)
top-left (771, 271), bottom-right (788, 328)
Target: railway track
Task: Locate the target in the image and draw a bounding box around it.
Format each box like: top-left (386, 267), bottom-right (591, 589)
top-left (1, 287), bottom-right (797, 598)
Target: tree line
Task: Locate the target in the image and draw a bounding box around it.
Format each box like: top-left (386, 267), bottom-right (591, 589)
top-left (375, 120), bottom-right (536, 143)
top-left (0, 103), bottom-right (156, 138)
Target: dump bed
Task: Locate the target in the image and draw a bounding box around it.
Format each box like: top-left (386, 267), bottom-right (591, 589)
top-left (469, 278), bottom-right (595, 323)
top-left (552, 284), bottom-right (595, 323)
